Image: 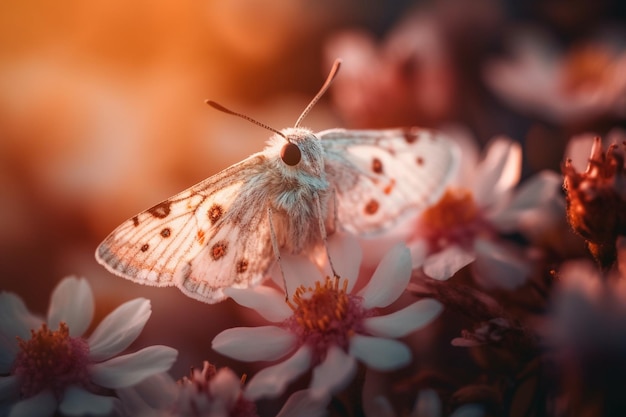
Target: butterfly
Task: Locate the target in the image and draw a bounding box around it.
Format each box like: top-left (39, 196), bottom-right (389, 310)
top-left (95, 59), bottom-right (460, 303)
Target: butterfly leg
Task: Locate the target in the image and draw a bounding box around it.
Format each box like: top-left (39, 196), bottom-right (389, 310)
top-left (267, 206), bottom-right (290, 300)
top-left (314, 192), bottom-right (340, 280)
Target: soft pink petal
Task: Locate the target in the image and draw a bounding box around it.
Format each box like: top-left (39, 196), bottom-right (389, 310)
top-left (451, 337), bottom-right (483, 347)
top-left (0, 292), bottom-right (42, 334)
top-left (0, 375), bottom-right (19, 401)
top-left (472, 138), bottom-right (521, 208)
top-left (244, 345), bottom-right (312, 400)
top-left (59, 386), bottom-right (115, 416)
top-left (121, 373), bottom-right (178, 411)
top-left (90, 345), bottom-right (177, 389)
top-left (445, 126), bottom-right (480, 189)
top-left (488, 170), bottom-right (562, 232)
top-left (8, 389), bottom-right (56, 417)
top-left (359, 243), bottom-right (411, 309)
top-left (363, 299), bottom-right (443, 337)
top-left (269, 252), bottom-right (321, 292)
top-left (349, 335), bottom-right (411, 371)
top-left (47, 277), bottom-right (94, 337)
top-left (87, 298), bottom-right (151, 362)
top-left (310, 345), bottom-right (357, 394)
top-left (212, 326), bottom-right (296, 361)
top-left (323, 233), bottom-right (362, 293)
top-left (471, 238), bottom-right (530, 290)
top-left (224, 286), bottom-right (292, 323)
top-left (409, 240), bottom-right (428, 269)
top-left (564, 133), bottom-right (597, 172)
top-left (276, 389), bottom-right (331, 417)
top-left (210, 368), bottom-right (242, 410)
top-left (412, 389), bottom-right (442, 417)
top-left (423, 245), bottom-right (475, 280)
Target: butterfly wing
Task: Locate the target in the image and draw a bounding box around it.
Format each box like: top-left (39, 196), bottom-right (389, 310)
top-left (320, 127), bottom-right (459, 235)
top-left (96, 154), bottom-right (274, 303)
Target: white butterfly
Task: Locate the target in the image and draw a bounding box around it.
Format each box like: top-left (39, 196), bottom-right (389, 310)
top-left (95, 60), bottom-right (459, 303)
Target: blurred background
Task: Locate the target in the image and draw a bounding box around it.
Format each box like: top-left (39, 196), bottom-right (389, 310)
top-left (1, 0), bottom-right (625, 411)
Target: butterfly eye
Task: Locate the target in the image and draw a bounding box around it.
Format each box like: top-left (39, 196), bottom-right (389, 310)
top-left (280, 142), bottom-right (302, 166)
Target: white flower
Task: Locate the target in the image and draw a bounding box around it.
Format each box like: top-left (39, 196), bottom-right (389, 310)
top-left (409, 134), bottom-right (563, 289)
top-left (117, 362), bottom-right (330, 417)
top-left (484, 28), bottom-right (626, 123)
top-left (212, 234), bottom-right (443, 401)
top-left (0, 276), bottom-right (177, 416)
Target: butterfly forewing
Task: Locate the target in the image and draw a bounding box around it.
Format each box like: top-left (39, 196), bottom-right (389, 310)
top-left (96, 155), bottom-right (273, 302)
top-left (320, 127), bottom-right (459, 235)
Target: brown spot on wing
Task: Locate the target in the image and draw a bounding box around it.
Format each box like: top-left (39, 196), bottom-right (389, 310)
top-left (237, 259), bottom-right (249, 273)
top-left (197, 230), bottom-right (206, 245)
top-left (383, 179), bottom-right (396, 195)
top-left (208, 204), bottom-right (224, 225)
top-left (372, 158), bottom-right (383, 174)
top-left (140, 243), bottom-right (150, 252)
top-left (132, 216), bottom-right (140, 227)
top-left (364, 199), bottom-right (379, 215)
top-left (160, 228), bottom-right (171, 238)
top-left (148, 201), bottom-right (171, 218)
top-left (211, 242), bottom-right (227, 260)
top-left (403, 128), bottom-right (420, 144)
top-left (416, 157), bottom-right (424, 166)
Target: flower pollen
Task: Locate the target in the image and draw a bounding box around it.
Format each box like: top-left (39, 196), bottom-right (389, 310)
top-left (418, 188), bottom-right (487, 250)
top-left (285, 277), bottom-right (367, 361)
top-left (12, 322), bottom-right (91, 399)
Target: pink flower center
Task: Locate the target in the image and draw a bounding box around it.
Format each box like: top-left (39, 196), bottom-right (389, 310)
top-left (417, 187), bottom-right (489, 251)
top-left (12, 322), bottom-right (91, 399)
top-left (284, 277), bottom-right (368, 362)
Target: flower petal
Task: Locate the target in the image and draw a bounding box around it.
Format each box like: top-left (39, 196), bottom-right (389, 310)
top-left (349, 335), bottom-right (411, 371)
top-left (8, 389), bottom-right (56, 417)
top-left (310, 345), bottom-right (357, 394)
top-left (0, 375), bottom-right (19, 402)
top-left (472, 138), bottom-right (521, 208)
top-left (209, 368), bottom-right (242, 410)
top-left (324, 233), bottom-right (362, 293)
top-left (59, 386), bottom-right (115, 416)
top-left (359, 243), bottom-right (411, 309)
top-left (224, 286), bottom-right (292, 323)
top-left (244, 345), bottom-right (312, 400)
top-left (276, 389), bottom-right (331, 417)
top-left (412, 389), bottom-right (442, 417)
top-left (471, 239), bottom-right (530, 290)
top-left (212, 326), bottom-right (296, 361)
top-left (87, 298), bottom-right (151, 362)
top-left (269, 252), bottom-right (321, 290)
top-left (363, 299), bottom-right (443, 338)
top-left (423, 245), bottom-right (475, 280)
top-left (47, 277), bottom-right (94, 337)
top-left (90, 345), bottom-right (177, 389)
top-left (0, 292), bottom-right (42, 338)
top-left (488, 170), bottom-right (562, 233)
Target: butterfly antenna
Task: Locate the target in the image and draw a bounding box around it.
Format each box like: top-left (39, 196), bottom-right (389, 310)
top-left (206, 100), bottom-right (287, 140)
top-left (294, 59), bottom-right (342, 128)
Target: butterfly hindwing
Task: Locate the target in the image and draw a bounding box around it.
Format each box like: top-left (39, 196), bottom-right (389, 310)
top-left (320, 127), bottom-right (459, 235)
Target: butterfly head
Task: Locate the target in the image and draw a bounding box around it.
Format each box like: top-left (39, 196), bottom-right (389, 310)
top-left (267, 127), bottom-right (324, 177)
